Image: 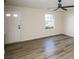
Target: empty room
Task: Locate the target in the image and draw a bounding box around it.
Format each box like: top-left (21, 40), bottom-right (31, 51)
top-left (4, 0), bottom-right (74, 59)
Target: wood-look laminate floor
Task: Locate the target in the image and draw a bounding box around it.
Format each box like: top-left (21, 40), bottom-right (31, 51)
top-left (5, 34), bottom-right (74, 59)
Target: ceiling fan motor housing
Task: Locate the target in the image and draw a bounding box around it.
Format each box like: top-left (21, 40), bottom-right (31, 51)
top-left (58, 3), bottom-right (62, 8)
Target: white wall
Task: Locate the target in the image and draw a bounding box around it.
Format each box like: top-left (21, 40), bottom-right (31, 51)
top-left (63, 9), bottom-right (74, 37)
top-left (5, 5), bottom-right (64, 44)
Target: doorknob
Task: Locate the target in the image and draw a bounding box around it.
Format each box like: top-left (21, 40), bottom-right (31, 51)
top-left (18, 25), bottom-right (21, 29)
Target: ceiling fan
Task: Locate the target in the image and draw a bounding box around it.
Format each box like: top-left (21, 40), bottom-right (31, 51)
top-left (54, 0), bottom-right (74, 11)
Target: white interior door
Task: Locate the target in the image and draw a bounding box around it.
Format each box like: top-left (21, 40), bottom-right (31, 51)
top-left (4, 11), bottom-right (21, 44)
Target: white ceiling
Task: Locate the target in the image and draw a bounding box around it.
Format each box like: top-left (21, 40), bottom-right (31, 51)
top-left (5, 0), bottom-right (74, 9)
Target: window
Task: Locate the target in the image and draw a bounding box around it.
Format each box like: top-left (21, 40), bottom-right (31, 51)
top-left (45, 14), bottom-right (55, 29)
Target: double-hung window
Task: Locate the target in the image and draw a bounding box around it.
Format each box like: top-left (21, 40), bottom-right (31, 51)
top-left (45, 14), bottom-right (55, 29)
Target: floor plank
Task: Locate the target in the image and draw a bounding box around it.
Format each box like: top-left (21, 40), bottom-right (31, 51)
top-left (5, 34), bottom-right (74, 59)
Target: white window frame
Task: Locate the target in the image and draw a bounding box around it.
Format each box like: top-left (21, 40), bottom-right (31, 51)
top-left (45, 14), bottom-right (55, 29)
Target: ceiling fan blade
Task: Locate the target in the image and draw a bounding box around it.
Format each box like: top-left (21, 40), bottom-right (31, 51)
top-left (62, 5), bottom-right (74, 8)
top-left (54, 7), bottom-right (59, 11)
top-left (58, 0), bottom-right (62, 2)
top-left (61, 7), bottom-right (67, 11)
